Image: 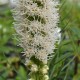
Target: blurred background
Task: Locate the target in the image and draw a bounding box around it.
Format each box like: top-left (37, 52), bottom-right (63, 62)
top-left (0, 0), bottom-right (80, 80)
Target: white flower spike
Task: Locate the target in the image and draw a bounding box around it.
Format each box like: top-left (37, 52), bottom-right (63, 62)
top-left (11, 0), bottom-right (60, 64)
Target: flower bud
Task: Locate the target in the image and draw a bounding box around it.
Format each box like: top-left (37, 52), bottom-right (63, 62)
top-left (31, 64), bottom-right (38, 72)
top-left (44, 75), bottom-right (49, 80)
top-left (28, 78), bottom-right (34, 80)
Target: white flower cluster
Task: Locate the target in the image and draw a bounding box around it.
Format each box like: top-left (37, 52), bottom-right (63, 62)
top-left (11, 0), bottom-right (60, 64)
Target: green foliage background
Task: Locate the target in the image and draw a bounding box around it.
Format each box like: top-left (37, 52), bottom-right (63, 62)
top-left (0, 0), bottom-right (80, 80)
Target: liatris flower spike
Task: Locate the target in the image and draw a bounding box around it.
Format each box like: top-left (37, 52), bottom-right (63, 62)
top-left (11, 0), bottom-right (60, 80)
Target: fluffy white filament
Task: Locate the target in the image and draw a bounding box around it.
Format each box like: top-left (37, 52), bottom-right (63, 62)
top-left (11, 0), bottom-right (60, 64)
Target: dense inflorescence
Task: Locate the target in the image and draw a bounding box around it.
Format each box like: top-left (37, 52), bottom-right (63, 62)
top-left (11, 0), bottom-right (60, 64)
